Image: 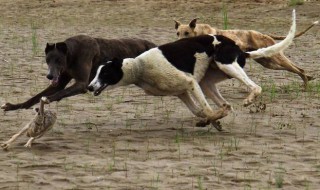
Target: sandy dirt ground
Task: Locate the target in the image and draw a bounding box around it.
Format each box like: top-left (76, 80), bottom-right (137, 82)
top-left (0, 0), bottom-right (319, 189)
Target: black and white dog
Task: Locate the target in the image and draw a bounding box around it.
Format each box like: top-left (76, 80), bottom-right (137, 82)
top-left (88, 10), bottom-right (296, 129)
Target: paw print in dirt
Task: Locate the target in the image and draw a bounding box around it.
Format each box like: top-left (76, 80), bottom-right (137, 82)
top-left (248, 102), bottom-right (266, 113)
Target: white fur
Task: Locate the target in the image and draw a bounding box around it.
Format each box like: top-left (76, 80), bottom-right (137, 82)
top-left (211, 35), bottom-right (221, 47)
top-left (216, 61), bottom-right (262, 106)
top-left (89, 65), bottom-right (104, 91)
top-left (248, 9), bottom-right (296, 59)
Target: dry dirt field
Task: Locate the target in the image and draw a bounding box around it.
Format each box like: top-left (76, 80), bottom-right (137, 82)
top-left (0, 0), bottom-right (319, 189)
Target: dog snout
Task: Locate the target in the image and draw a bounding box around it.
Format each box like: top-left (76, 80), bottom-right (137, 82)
top-left (46, 74), bottom-right (53, 80)
top-left (87, 85), bottom-right (94, 92)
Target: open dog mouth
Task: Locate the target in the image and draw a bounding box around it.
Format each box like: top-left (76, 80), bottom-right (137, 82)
top-left (50, 71), bottom-right (61, 87)
top-left (93, 84), bottom-right (108, 96)
top-left (51, 76), bottom-right (60, 87)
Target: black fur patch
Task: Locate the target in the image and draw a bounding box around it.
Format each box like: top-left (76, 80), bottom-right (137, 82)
top-left (213, 35), bottom-right (248, 68)
top-left (158, 35), bottom-right (215, 74)
top-left (98, 58), bottom-right (124, 86)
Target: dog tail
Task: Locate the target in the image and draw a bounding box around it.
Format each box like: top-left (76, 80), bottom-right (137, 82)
top-left (247, 9), bottom-right (296, 59)
top-left (268, 20), bottom-right (318, 40)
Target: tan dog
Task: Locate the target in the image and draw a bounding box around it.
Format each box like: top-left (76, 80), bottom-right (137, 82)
top-left (174, 18), bottom-right (317, 87)
top-left (1, 97), bottom-right (57, 150)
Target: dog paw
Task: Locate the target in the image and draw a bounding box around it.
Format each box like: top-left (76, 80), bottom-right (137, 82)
top-left (196, 119), bottom-right (210, 127)
top-left (220, 105), bottom-right (230, 117)
top-left (222, 103), bottom-right (233, 110)
top-left (243, 99), bottom-right (253, 107)
top-left (41, 97), bottom-right (50, 104)
top-left (211, 121), bottom-right (223, 131)
top-left (1, 103), bottom-right (14, 111)
top-left (249, 102), bottom-right (267, 113)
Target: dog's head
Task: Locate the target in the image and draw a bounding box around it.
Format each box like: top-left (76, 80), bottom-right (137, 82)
top-left (45, 42), bottom-right (68, 87)
top-left (87, 58), bottom-right (124, 96)
top-left (174, 18), bottom-right (199, 39)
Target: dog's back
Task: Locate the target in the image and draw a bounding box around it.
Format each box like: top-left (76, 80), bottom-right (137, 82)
top-left (158, 35), bottom-right (214, 74)
top-left (95, 38), bottom-right (156, 63)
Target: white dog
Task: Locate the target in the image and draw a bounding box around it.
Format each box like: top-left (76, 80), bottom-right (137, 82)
top-left (87, 11), bottom-right (296, 130)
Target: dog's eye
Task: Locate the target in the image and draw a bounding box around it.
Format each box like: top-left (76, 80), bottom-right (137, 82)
top-left (177, 32), bottom-right (180, 36)
top-left (184, 32), bottom-right (189, 36)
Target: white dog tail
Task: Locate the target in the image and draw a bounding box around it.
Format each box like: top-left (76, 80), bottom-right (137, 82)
top-left (247, 9), bottom-right (296, 59)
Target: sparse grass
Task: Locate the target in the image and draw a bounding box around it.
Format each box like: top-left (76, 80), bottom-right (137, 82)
top-left (261, 79), bottom-right (278, 101)
top-left (30, 21), bottom-right (39, 57)
top-left (150, 173), bottom-right (160, 190)
top-left (222, 4), bottom-right (229, 30)
top-left (274, 165), bottom-right (285, 188)
top-left (197, 176), bottom-right (204, 190)
top-left (175, 131), bottom-right (181, 160)
top-left (289, 0), bottom-right (304, 6)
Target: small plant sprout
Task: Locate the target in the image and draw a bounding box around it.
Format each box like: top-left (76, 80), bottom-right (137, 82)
top-left (222, 4), bottom-right (229, 30)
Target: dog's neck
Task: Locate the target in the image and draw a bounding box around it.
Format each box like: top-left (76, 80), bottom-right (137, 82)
top-left (195, 24), bottom-right (218, 35)
top-left (119, 58), bottom-right (141, 86)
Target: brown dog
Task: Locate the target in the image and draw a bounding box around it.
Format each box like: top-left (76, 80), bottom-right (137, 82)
top-left (174, 18), bottom-right (317, 87)
top-left (1, 35), bottom-right (156, 111)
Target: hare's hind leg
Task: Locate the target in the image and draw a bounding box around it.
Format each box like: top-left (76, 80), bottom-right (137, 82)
top-left (24, 137), bottom-right (36, 148)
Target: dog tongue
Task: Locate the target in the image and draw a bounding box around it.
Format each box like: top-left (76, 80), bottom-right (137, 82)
top-left (51, 78), bottom-right (59, 87)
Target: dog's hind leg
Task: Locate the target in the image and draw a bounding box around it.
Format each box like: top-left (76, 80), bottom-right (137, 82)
top-left (216, 61), bottom-right (262, 106)
top-left (255, 53), bottom-right (314, 88)
top-left (200, 67), bottom-right (230, 108)
top-left (1, 122), bottom-right (33, 150)
top-left (178, 92), bottom-right (205, 117)
top-left (178, 92), bottom-right (212, 127)
top-left (187, 79), bottom-right (230, 129)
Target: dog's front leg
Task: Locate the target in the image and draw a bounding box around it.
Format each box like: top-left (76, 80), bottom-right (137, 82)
top-left (1, 74), bottom-right (71, 111)
top-left (178, 92), bottom-right (205, 117)
top-left (45, 82), bottom-right (88, 103)
top-left (216, 62), bottom-right (262, 106)
top-left (187, 79), bottom-right (230, 130)
top-left (178, 92), bottom-right (211, 128)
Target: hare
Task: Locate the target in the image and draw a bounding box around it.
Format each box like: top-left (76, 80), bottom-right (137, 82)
top-left (1, 97), bottom-right (57, 150)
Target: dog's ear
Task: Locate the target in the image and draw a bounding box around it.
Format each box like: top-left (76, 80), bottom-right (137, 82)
top-left (102, 56), bottom-right (110, 63)
top-left (56, 42), bottom-right (68, 55)
top-left (111, 57), bottom-right (123, 68)
top-left (45, 43), bottom-right (55, 55)
top-left (174, 20), bottom-right (181, 29)
top-left (189, 18), bottom-right (199, 29)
